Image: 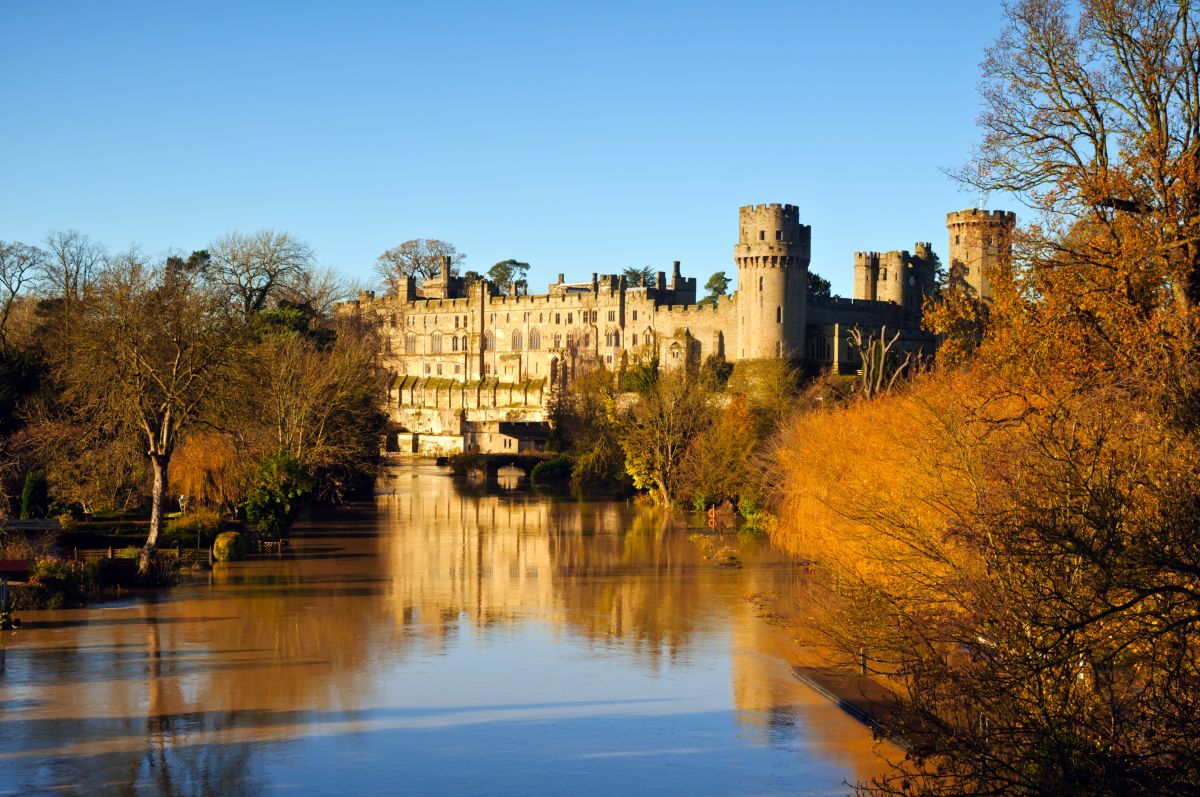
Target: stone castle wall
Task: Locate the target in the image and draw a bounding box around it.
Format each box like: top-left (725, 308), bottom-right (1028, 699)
top-left (340, 203), bottom-right (1013, 453)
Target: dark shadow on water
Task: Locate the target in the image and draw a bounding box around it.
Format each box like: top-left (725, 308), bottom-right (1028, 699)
top-left (17, 616), bottom-right (240, 630)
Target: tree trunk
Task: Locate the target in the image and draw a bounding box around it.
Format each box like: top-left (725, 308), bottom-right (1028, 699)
top-left (140, 453), bottom-right (168, 578)
top-left (654, 474), bottom-right (671, 507)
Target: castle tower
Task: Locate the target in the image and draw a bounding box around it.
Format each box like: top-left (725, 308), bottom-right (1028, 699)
top-left (854, 251), bottom-right (879, 301)
top-left (735, 203), bottom-right (810, 359)
top-left (946, 209), bottom-right (1016, 302)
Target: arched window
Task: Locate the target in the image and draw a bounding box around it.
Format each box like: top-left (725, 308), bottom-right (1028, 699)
top-left (405, 332), bottom-right (416, 354)
top-left (452, 335), bottom-right (459, 352)
top-left (431, 332), bottom-right (443, 353)
top-left (553, 333), bottom-right (562, 349)
top-left (484, 331), bottom-right (494, 351)
top-left (613, 330), bottom-right (619, 347)
top-left (512, 330), bottom-right (523, 351)
top-left (529, 329), bottom-right (541, 349)
top-left (605, 331), bottom-right (613, 347)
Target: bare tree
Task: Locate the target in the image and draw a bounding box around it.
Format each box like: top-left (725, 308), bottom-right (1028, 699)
top-left (847, 325), bottom-right (914, 400)
top-left (373, 239), bottom-right (464, 293)
top-left (41, 230), bottom-right (104, 304)
top-left (61, 251), bottom-right (244, 575)
top-left (207, 230), bottom-right (313, 317)
top-left (0, 241), bottom-right (45, 349)
top-left (281, 266), bottom-right (349, 318)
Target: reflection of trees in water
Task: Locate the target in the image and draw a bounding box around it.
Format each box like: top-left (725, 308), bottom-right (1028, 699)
top-left (381, 470), bottom-right (792, 663)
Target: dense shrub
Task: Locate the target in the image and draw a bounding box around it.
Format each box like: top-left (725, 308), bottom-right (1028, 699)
top-left (212, 531), bottom-right (246, 562)
top-left (241, 452), bottom-right (313, 536)
top-left (19, 470), bottom-right (49, 519)
top-left (530, 455), bottom-right (572, 485)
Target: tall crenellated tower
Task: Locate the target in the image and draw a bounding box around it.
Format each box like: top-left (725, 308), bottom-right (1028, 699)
top-left (735, 203), bottom-right (810, 359)
top-left (946, 209), bottom-right (1016, 302)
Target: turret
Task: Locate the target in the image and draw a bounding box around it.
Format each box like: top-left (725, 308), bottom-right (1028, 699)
top-left (734, 203), bottom-right (810, 359)
top-left (854, 251), bottom-right (879, 301)
top-left (946, 209), bottom-right (1016, 302)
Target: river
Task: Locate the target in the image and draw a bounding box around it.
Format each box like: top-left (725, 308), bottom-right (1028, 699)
top-left (0, 464), bottom-right (890, 796)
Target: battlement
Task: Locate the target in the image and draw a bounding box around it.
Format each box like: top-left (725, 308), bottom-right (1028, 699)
top-left (946, 208), bottom-right (1016, 226)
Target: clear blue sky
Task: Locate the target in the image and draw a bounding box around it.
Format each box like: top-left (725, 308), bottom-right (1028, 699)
top-left (1, 1), bottom-right (1009, 297)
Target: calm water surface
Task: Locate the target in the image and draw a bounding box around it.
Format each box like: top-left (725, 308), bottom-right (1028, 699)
top-left (0, 465), bottom-right (889, 795)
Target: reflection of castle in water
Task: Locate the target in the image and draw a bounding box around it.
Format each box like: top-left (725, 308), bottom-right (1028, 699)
top-left (380, 467), bottom-right (730, 657)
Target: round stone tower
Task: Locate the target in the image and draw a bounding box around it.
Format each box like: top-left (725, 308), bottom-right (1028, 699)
top-left (735, 203), bottom-right (810, 360)
top-left (946, 209), bottom-right (1016, 302)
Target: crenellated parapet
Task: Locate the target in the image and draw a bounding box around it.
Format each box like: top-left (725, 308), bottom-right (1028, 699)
top-left (947, 208), bottom-right (1016, 302)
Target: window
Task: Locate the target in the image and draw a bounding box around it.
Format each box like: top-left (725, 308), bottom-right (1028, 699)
top-left (776, 306), bottom-right (781, 323)
top-left (555, 313), bottom-right (561, 324)
top-left (405, 332), bottom-right (416, 354)
top-left (529, 329), bottom-right (540, 349)
top-left (461, 335), bottom-right (469, 351)
top-left (882, 268), bottom-right (888, 281)
top-left (539, 313), bottom-right (544, 322)
top-left (455, 364), bottom-right (460, 374)
top-left (606, 354), bottom-right (612, 364)
top-left (608, 310), bottom-right (615, 322)
top-left (567, 312), bottom-right (573, 324)
top-left (613, 330), bottom-right (620, 347)
top-left (424, 364), bottom-right (431, 374)
top-left (955, 235), bottom-right (961, 245)
top-left (632, 334), bottom-right (638, 346)
top-left (437, 364), bottom-right (442, 375)
top-left (759, 230), bottom-right (765, 240)
top-left (512, 330), bottom-right (523, 351)
top-left (759, 276), bottom-right (763, 291)
top-left (431, 332), bottom-right (443, 353)
top-left (554, 333), bottom-right (562, 348)
top-left (632, 310), bottom-right (637, 321)
top-left (605, 331), bottom-right (612, 346)
top-left (484, 330), bottom-right (495, 351)
top-left (451, 335), bottom-right (459, 352)
top-left (775, 230), bottom-right (782, 240)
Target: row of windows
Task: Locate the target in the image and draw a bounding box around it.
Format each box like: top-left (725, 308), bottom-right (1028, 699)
top-left (402, 308), bottom-right (644, 329)
top-left (403, 327), bottom-right (645, 354)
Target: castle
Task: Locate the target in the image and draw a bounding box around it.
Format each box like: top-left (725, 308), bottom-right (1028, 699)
top-left (340, 204), bottom-right (1014, 455)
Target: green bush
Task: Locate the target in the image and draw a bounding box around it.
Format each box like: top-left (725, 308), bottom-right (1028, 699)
top-left (163, 509), bottom-right (223, 548)
top-left (212, 531), bottom-right (247, 562)
top-left (531, 455), bottom-right (572, 485)
top-left (241, 452), bottom-right (313, 537)
top-left (19, 470), bottom-right (49, 519)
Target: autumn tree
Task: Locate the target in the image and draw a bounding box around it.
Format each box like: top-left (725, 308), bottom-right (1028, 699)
top-left (610, 373), bottom-right (715, 504)
top-left (60, 251), bottom-right (244, 575)
top-left (762, 3), bottom-right (1200, 793)
top-left (230, 318), bottom-right (384, 499)
top-left (374, 239), bottom-right (464, 293)
top-left (207, 230), bottom-right (313, 318)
